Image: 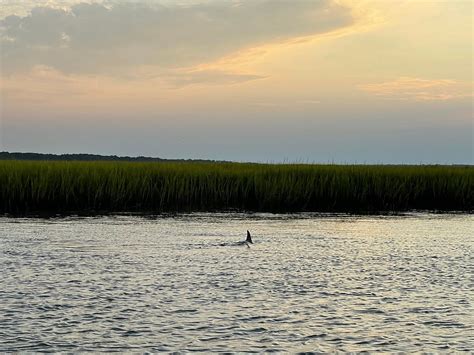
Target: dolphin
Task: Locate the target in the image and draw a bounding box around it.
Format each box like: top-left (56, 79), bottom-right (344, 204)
top-left (240, 230), bottom-right (253, 248)
top-left (219, 231), bottom-right (253, 248)
top-left (245, 230), bottom-right (253, 244)
top-left (220, 230), bottom-right (254, 247)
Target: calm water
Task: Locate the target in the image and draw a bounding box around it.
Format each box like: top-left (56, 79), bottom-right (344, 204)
top-left (0, 213), bottom-right (473, 352)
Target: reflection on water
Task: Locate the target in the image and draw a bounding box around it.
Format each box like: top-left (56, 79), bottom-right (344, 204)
top-left (0, 213), bottom-right (473, 352)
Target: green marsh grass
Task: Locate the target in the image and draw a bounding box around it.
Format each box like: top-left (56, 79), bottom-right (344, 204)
top-left (0, 160), bottom-right (472, 215)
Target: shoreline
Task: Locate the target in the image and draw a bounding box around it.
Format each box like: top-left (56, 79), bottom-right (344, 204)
top-left (2, 209), bottom-right (473, 219)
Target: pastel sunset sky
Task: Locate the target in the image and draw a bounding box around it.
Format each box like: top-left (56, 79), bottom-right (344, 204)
top-left (1, 0), bottom-right (472, 163)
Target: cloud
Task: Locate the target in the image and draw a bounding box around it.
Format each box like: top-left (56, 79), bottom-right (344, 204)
top-left (0, 64), bottom-right (265, 111)
top-left (251, 99), bottom-right (321, 108)
top-left (359, 77), bottom-right (473, 101)
top-left (164, 69), bottom-right (265, 87)
top-left (0, 0), bottom-right (353, 80)
top-left (0, 65), bottom-right (104, 105)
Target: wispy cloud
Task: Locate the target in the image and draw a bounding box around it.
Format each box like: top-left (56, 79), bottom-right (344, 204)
top-left (164, 69), bottom-right (266, 88)
top-left (252, 99), bottom-right (321, 108)
top-left (0, 64), bottom-right (265, 110)
top-left (359, 77), bottom-right (472, 101)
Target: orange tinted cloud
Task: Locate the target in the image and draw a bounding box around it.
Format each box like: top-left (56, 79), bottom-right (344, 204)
top-left (359, 77), bottom-right (473, 101)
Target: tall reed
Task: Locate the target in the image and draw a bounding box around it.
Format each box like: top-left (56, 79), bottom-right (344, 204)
top-left (0, 160), bottom-right (472, 214)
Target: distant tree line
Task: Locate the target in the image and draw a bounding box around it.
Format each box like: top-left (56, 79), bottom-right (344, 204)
top-left (0, 151), bottom-right (221, 163)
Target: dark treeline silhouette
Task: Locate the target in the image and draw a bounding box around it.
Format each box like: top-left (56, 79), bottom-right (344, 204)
top-left (0, 151), bottom-right (222, 163)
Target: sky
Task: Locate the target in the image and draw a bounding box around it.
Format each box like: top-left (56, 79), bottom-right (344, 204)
top-left (0, 0), bottom-right (472, 163)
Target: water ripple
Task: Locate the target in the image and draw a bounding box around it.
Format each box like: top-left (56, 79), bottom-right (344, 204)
top-left (0, 213), bottom-right (473, 352)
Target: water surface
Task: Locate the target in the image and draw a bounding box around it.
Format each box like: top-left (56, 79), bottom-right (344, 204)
top-left (1, 213), bottom-right (473, 352)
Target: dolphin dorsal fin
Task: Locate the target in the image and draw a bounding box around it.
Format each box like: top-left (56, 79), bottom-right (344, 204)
top-left (246, 230), bottom-right (253, 244)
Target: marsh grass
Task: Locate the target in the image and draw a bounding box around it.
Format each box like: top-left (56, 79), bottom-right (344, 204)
top-left (0, 160), bottom-right (472, 215)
